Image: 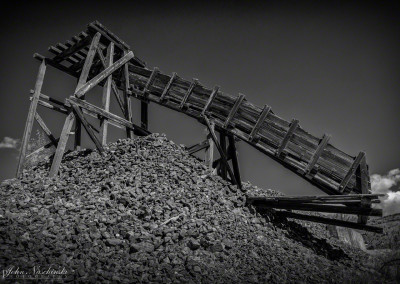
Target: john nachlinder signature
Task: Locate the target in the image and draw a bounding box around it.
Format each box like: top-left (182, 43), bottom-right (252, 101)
top-left (2, 265), bottom-right (70, 280)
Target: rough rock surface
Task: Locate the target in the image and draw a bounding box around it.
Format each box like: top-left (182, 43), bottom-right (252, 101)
top-left (0, 134), bottom-right (389, 283)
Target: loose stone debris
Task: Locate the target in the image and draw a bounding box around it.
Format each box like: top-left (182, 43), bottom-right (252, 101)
top-left (0, 134), bottom-right (387, 283)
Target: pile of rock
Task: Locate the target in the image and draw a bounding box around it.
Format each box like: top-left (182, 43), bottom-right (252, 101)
top-left (0, 134), bottom-right (386, 283)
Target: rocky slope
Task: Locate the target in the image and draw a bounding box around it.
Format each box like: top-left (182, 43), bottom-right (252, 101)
top-left (0, 134), bottom-right (390, 283)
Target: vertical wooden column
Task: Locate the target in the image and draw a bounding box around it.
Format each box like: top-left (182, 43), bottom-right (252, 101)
top-left (141, 101), bottom-right (148, 130)
top-left (16, 60), bottom-right (47, 178)
top-left (219, 131), bottom-right (227, 180)
top-left (74, 32), bottom-right (101, 150)
top-left (100, 43), bottom-right (114, 146)
top-left (123, 50), bottom-right (133, 138)
top-left (204, 121), bottom-right (215, 170)
top-left (228, 135), bottom-right (242, 189)
top-left (357, 156), bottom-right (371, 224)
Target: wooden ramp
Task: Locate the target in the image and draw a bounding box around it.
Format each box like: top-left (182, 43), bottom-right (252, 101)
top-left (16, 21), bottom-right (382, 232)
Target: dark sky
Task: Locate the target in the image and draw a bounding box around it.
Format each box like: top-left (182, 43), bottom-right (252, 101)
top-left (0, 1), bottom-right (399, 196)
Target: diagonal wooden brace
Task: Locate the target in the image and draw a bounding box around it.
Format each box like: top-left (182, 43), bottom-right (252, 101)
top-left (75, 51), bottom-right (134, 98)
top-left (203, 115), bottom-right (237, 185)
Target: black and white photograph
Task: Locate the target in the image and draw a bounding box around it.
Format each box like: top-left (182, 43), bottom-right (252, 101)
top-left (0, 1), bottom-right (399, 283)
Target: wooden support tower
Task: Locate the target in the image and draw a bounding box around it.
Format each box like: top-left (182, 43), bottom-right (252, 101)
top-left (16, 21), bottom-right (381, 232)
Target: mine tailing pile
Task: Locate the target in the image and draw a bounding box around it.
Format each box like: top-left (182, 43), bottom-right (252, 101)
top-left (0, 134), bottom-right (388, 283)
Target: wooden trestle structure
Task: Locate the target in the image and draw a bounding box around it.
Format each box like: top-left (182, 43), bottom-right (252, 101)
top-left (17, 21), bottom-right (383, 232)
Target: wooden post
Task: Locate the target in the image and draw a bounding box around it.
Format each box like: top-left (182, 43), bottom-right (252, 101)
top-left (75, 32), bottom-right (101, 93)
top-left (49, 112), bottom-right (75, 177)
top-left (338, 152), bottom-right (365, 192)
top-left (123, 51), bottom-right (134, 138)
top-left (357, 155), bottom-right (371, 224)
top-left (249, 105), bottom-right (271, 142)
top-left (205, 121), bottom-right (215, 170)
top-left (228, 135), bottom-right (242, 189)
top-left (160, 72), bottom-right (177, 102)
top-left (100, 43), bottom-right (114, 146)
top-left (16, 60), bottom-right (47, 178)
top-left (219, 131), bottom-right (227, 180)
top-left (223, 93), bottom-right (245, 129)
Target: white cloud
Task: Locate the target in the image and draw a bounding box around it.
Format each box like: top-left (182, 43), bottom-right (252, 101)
top-left (0, 137), bottom-right (20, 149)
top-left (371, 168), bottom-right (400, 216)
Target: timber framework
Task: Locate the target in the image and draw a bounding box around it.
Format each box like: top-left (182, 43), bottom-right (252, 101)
top-left (17, 21), bottom-right (383, 233)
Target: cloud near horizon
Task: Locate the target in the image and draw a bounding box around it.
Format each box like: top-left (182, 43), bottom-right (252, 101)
top-left (0, 137), bottom-right (20, 150)
top-left (371, 168), bottom-right (400, 216)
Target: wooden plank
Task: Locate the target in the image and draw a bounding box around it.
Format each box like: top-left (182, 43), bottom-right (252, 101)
top-left (52, 35), bottom-right (92, 63)
top-left (75, 51), bottom-right (134, 98)
top-left (35, 98), bottom-right (69, 114)
top-left (180, 79), bottom-right (198, 109)
top-left (34, 113), bottom-right (58, 146)
top-left (142, 68), bottom-right (159, 97)
top-left (276, 119), bottom-right (299, 156)
top-left (75, 32), bottom-right (101, 93)
top-left (228, 135), bottom-right (242, 189)
top-left (71, 105), bottom-right (104, 153)
top-left (247, 194), bottom-right (383, 203)
top-left (26, 138), bottom-right (60, 159)
top-left (275, 211), bottom-right (382, 233)
top-left (223, 93), bottom-right (245, 128)
top-left (100, 43), bottom-right (114, 146)
top-left (304, 134), bottom-right (331, 174)
top-left (160, 72), bottom-right (177, 101)
top-left (187, 139), bottom-right (210, 155)
top-left (49, 113), bottom-right (75, 177)
top-left (16, 60), bottom-right (46, 178)
top-left (338, 152), bottom-right (365, 192)
top-left (201, 86), bottom-right (220, 116)
top-left (250, 201), bottom-right (382, 216)
top-left (68, 97), bottom-right (150, 136)
top-left (249, 105), bottom-right (271, 141)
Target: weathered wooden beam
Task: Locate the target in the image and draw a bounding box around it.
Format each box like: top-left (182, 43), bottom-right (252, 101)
top-left (34, 113), bottom-right (58, 146)
top-left (75, 51), bottom-right (134, 98)
top-left (204, 116), bottom-right (237, 185)
top-left (228, 135), bottom-right (242, 189)
top-left (276, 119), bottom-right (299, 157)
top-left (26, 138), bottom-right (60, 159)
top-left (201, 86), bottom-right (220, 116)
top-left (250, 201), bottom-right (382, 216)
top-left (223, 93), bottom-right (245, 129)
top-left (204, 120), bottom-right (215, 170)
top-left (160, 72), bottom-right (177, 102)
top-left (16, 60), bottom-right (46, 178)
top-left (68, 96), bottom-right (150, 136)
top-left (75, 32), bottom-right (101, 93)
top-left (247, 194), bottom-right (383, 203)
top-left (142, 68), bottom-right (159, 98)
top-left (357, 155), bottom-right (371, 224)
top-left (219, 131), bottom-right (228, 179)
top-left (180, 79), bottom-right (198, 109)
top-left (275, 211), bottom-right (382, 233)
top-left (186, 139), bottom-right (210, 155)
top-left (49, 112), bottom-right (75, 177)
top-left (122, 51), bottom-right (134, 138)
top-left (304, 134), bottom-right (331, 174)
top-left (100, 43), bottom-right (114, 146)
top-left (338, 152), bottom-right (365, 192)
top-left (249, 105), bottom-right (271, 142)
top-left (71, 105), bottom-right (104, 153)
